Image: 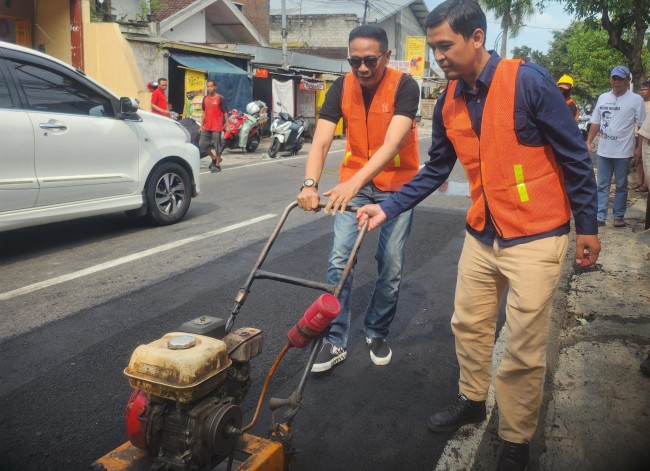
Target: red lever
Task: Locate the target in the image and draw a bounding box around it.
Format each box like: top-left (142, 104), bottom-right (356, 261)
top-left (286, 294), bottom-right (341, 348)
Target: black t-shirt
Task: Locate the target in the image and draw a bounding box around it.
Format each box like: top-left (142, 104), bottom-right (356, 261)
top-left (319, 70), bottom-right (420, 124)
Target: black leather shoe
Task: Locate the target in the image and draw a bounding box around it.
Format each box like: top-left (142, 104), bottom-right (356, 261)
top-left (426, 393), bottom-right (486, 433)
top-left (496, 441), bottom-right (529, 471)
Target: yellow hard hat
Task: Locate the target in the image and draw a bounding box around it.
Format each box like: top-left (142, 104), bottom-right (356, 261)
top-left (557, 74), bottom-right (574, 88)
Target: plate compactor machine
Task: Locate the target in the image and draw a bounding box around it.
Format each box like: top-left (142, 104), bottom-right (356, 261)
top-left (94, 203), bottom-right (368, 471)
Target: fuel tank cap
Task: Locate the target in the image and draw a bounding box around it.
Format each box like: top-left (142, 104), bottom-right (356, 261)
top-left (167, 335), bottom-right (197, 350)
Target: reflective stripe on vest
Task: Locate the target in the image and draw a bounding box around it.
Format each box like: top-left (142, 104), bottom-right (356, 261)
top-left (441, 59), bottom-right (571, 239)
top-left (339, 67), bottom-right (419, 192)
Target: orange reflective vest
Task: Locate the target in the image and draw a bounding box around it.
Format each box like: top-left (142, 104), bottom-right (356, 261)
top-left (339, 68), bottom-right (419, 191)
top-left (566, 97), bottom-right (579, 120)
top-left (441, 59), bottom-right (571, 239)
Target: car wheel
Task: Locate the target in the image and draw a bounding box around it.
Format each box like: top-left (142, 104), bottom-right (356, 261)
top-left (246, 133), bottom-right (260, 152)
top-left (268, 138), bottom-right (280, 158)
top-left (145, 162), bottom-right (191, 226)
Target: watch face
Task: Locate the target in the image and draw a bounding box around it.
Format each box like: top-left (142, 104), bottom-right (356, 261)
top-left (303, 179), bottom-right (316, 187)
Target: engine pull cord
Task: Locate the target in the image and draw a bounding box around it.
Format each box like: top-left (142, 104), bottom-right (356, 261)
top-left (241, 343), bottom-right (291, 432)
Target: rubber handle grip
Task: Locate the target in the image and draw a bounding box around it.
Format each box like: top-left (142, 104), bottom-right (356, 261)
top-left (286, 294), bottom-right (341, 349)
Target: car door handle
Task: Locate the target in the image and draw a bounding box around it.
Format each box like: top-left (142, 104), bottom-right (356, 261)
top-left (39, 122), bottom-right (67, 130)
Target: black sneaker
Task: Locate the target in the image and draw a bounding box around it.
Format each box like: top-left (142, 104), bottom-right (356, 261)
top-left (210, 162), bottom-right (221, 173)
top-left (311, 341), bottom-right (347, 373)
top-left (496, 441), bottom-right (529, 471)
top-left (366, 337), bottom-right (392, 365)
top-left (426, 393), bottom-right (487, 433)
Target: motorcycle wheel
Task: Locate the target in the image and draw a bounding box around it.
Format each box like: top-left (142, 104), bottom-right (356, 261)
top-left (268, 138), bottom-right (281, 159)
top-left (246, 133), bottom-right (261, 152)
top-left (292, 138), bottom-right (304, 156)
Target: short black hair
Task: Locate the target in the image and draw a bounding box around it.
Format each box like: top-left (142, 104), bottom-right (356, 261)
top-left (641, 81), bottom-right (650, 89)
top-left (158, 77), bottom-right (167, 83)
top-left (425, 0), bottom-right (487, 43)
top-left (348, 24), bottom-right (388, 52)
top-left (206, 80), bottom-right (216, 86)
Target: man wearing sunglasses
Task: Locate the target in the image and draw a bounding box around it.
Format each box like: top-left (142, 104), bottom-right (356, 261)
top-left (356, 1), bottom-right (600, 469)
top-left (297, 24), bottom-right (420, 373)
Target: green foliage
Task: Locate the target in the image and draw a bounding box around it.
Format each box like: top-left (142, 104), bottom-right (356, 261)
top-left (507, 17), bottom-right (648, 104)
top-left (539, 20), bottom-right (649, 103)
top-left (149, 0), bottom-right (166, 14)
top-left (136, 0), bottom-right (166, 20)
top-left (481, 0), bottom-right (536, 35)
top-left (560, 0), bottom-right (649, 84)
top-left (480, 0), bottom-right (536, 57)
top-left (136, 1), bottom-right (149, 21)
top-left (90, 1), bottom-right (103, 22)
top-left (511, 45), bottom-right (546, 64)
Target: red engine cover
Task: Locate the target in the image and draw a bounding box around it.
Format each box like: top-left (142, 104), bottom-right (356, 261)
top-left (124, 389), bottom-right (149, 450)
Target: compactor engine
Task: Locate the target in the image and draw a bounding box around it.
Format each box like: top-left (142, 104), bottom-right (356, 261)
top-left (123, 316), bottom-right (262, 470)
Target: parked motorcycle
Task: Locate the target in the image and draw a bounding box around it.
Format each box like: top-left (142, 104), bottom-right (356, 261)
top-left (266, 102), bottom-right (305, 159)
top-left (577, 103), bottom-right (594, 141)
top-left (218, 101), bottom-right (267, 154)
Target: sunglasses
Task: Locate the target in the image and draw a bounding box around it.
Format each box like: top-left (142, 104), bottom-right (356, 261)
top-left (347, 53), bottom-right (386, 69)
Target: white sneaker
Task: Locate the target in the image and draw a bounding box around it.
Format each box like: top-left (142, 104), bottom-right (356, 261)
top-left (366, 337), bottom-right (392, 366)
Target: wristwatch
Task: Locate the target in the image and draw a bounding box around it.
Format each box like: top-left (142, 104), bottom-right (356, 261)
top-left (301, 178), bottom-right (318, 190)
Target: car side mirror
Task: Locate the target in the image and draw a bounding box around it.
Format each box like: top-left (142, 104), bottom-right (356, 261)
top-left (120, 97), bottom-right (139, 114)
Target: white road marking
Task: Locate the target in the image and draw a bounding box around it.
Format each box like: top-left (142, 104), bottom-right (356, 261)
top-left (0, 214), bottom-right (276, 301)
top-left (434, 326), bottom-right (505, 470)
top-left (201, 154), bottom-right (311, 174)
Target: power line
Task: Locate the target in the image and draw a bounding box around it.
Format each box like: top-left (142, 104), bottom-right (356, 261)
top-left (486, 19), bottom-right (564, 32)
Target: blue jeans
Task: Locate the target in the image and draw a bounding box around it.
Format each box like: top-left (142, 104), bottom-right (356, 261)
top-left (596, 156), bottom-right (631, 221)
top-left (326, 184), bottom-right (413, 348)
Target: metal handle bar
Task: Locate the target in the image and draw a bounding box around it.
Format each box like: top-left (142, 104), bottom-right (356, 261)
top-left (225, 201), bottom-right (368, 332)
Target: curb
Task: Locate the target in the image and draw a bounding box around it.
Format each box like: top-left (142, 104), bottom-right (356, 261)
top-left (538, 192), bottom-right (650, 470)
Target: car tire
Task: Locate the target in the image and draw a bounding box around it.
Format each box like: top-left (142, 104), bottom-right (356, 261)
top-left (145, 162), bottom-right (191, 226)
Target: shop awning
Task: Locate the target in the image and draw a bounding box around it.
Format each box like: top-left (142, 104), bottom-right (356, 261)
top-left (170, 52), bottom-right (248, 75)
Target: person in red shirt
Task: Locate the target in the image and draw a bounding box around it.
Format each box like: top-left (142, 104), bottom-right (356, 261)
top-left (199, 80), bottom-right (229, 173)
top-left (150, 78), bottom-right (172, 117)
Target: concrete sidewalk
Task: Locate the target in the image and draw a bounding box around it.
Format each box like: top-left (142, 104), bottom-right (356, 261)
top-left (538, 190), bottom-right (650, 470)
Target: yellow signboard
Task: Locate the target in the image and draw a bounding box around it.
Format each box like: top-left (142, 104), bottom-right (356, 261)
top-left (184, 69), bottom-right (206, 121)
top-left (405, 36), bottom-right (426, 78)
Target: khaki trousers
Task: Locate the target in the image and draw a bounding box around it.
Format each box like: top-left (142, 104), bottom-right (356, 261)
top-left (452, 232), bottom-right (568, 443)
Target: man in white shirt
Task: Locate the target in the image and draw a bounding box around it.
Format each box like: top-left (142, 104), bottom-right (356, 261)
top-left (587, 66), bottom-right (646, 227)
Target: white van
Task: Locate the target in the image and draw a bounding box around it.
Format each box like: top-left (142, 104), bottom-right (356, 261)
top-left (0, 41), bottom-right (200, 233)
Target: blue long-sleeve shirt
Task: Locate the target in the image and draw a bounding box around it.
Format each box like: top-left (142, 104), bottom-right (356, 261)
top-left (380, 52), bottom-right (598, 247)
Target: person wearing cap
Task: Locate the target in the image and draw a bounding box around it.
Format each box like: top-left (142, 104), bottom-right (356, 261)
top-left (557, 74), bottom-right (579, 120)
top-left (587, 65), bottom-right (646, 227)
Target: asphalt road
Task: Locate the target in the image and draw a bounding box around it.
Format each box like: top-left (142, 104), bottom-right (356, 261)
top-left (0, 130), bottom-right (480, 471)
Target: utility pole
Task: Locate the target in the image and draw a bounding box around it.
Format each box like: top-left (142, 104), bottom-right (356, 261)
top-left (281, 0), bottom-right (288, 69)
top-left (362, 0), bottom-right (369, 25)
